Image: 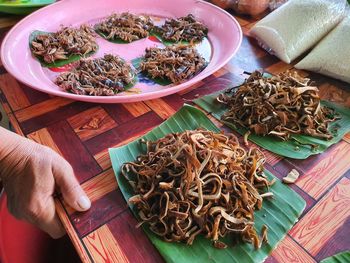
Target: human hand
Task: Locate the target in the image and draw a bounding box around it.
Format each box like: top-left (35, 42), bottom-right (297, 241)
top-left (0, 128), bottom-right (91, 238)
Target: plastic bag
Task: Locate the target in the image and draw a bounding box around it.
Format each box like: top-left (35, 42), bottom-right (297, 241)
top-left (210, 0), bottom-right (269, 16)
top-left (250, 0), bottom-right (347, 64)
top-left (296, 14), bottom-right (350, 84)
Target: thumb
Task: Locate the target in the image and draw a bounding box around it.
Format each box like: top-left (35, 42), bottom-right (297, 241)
top-left (52, 160), bottom-right (91, 212)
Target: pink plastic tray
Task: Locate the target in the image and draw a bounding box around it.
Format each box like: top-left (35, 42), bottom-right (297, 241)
top-left (1, 0), bottom-right (242, 103)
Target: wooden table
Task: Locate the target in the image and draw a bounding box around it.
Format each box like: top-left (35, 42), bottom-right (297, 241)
top-left (1, 11), bottom-right (350, 263)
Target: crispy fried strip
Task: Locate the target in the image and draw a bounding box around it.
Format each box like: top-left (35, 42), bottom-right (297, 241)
top-left (218, 71), bottom-right (341, 141)
top-left (122, 129), bottom-right (271, 249)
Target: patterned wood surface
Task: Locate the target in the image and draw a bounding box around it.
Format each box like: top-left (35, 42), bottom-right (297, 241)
top-left (1, 11), bottom-right (350, 263)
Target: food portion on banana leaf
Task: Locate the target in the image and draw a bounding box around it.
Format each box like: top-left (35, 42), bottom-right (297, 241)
top-left (55, 54), bottom-right (136, 96)
top-left (121, 128), bottom-right (273, 249)
top-left (29, 25), bottom-right (98, 67)
top-left (95, 12), bottom-right (154, 43)
top-left (153, 14), bottom-right (208, 43)
top-left (140, 44), bottom-right (207, 84)
top-left (217, 71), bottom-right (340, 142)
top-left (194, 71), bottom-right (350, 159)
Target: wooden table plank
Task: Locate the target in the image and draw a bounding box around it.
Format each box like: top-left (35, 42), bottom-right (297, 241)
top-left (83, 225), bottom-right (130, 263)
top-left (295, 142), bottom-right (350, 199)
top-left (68, 106), bottom-right (118, 141)
top-left (270, 236), bottom-right (316, 263)
top-left (0, 73), bottom-right (31, 111)
top-left (15, 97), bottom-right (73, 122)
top-left (48, 120), bottom-right (103, 182)
top-left (290, 178), bottom-right (350, 256)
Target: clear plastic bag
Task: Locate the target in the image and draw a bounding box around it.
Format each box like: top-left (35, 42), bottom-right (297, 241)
top-left (296, 13), bottom-right (350, 84)
top-left (250, 0), bottom-right (347, 64)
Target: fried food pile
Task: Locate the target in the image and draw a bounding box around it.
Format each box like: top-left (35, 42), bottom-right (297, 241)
top-left (140, 45), bottom-right (207, 84)
top-left (122, 129), bottom-right (271, 249)
top-left (55, 54), bottom-right (135, 96)
top-left (155, 14), bottom-right (208, 42)
top-left (95, 12), bottom-right (154, 42)
top-left (218, 71), bottom-right (340, 140)
top-left (30, 25), bottom-right (98, 64)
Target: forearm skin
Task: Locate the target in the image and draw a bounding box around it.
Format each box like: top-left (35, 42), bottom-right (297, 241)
top-left (0, 127), bottom-right (27, 180)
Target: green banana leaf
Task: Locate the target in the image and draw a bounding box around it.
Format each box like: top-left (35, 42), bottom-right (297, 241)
top-left (29, 30), bottom-right (97, 68)
top-left (321, 251), bottom-right (350, 263)
top-left (194, 90), bottom-right (350, 159)
top-left (119, 75), bottom-right (139, 92)
top-left (109, 104), bottom-right (306, 263)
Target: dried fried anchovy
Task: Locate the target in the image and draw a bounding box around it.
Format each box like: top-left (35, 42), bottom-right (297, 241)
top-left (122, 129), bottom-right (272, 249)
top-left (55, 54), bottom-right (135, 96)
top-left (140, 44), bottom-right (207, 84)
top-left (30, 25), bottom-right (98, 63)
top-left (218, 71), bottom-right (341, 141)
top-left (155, 14), bottom-right (208, 42)
top-left (95, 12), bottom-right (154, 42)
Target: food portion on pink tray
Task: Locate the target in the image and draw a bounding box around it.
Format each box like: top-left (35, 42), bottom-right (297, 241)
top-left (94, 12), bottom-right (155, 43)
top-left (153, 14), bottom-right (208, 43)
top-left (140, 45), bottom-right (207, 85)
top-left (29, 25), bottom-right (98, 67)
top-left (55, 54), bottom-right (137, 96)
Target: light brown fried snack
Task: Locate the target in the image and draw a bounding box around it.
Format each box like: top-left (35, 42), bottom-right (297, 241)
top-left (30, 25), bottom-right (98, 63)
top-left (218, 71), bottom-right (340, 141)
top-left (122, 129), bottom-right (272, 249)
top-left (140, 44), bottom-right (207, 84)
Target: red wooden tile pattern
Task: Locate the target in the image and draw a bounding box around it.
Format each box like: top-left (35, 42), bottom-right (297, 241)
top-left (290, 178), bottom-right (350, 256)
top-left (295, 142), bottom-right (350, 200)
top-left (48, 120), bottom-right (102, 183)
top-left (270, 236), bottom-right (316, 263)
top-left (68, 106), bottom-right (118, 141)
top-left (83, 225), bottom-right (130, 263)
top-left (1, 12), bottom-right (349, 263)
top-left (107, 211), bottom-right (164, 263)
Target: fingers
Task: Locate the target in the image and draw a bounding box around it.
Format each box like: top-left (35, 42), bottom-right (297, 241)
top-left (28, 196), bottom-right (66, 239)
top-left (6, 188), bottom-right (65, 239)
top-left (52, 159), bottom-right (91, 212)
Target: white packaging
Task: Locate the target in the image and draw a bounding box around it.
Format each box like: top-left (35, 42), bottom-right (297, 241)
top-left (296, 14), bottom-right (350, 84)
top-left (250, 0), bottom-right (347, 63)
